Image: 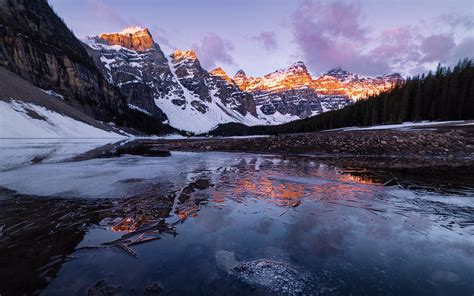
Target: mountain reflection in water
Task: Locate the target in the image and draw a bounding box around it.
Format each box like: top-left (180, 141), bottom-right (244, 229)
top-left (0, 140), bottom-right (473, 295)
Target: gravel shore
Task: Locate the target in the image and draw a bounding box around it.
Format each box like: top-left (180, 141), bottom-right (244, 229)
top-left (144, 123), bottom-right (474, 168)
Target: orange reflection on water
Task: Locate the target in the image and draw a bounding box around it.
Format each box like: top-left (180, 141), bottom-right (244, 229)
top-left (337, 173), bottom-right (378, 185)
top-left (231, 176), bottom-right (305, 207)
top-left (211, 167), bottom-right (382, 208)
top-left (177, 205), bottom-right (200, 220)
top-left (111, 215), bottom-right (149, 232)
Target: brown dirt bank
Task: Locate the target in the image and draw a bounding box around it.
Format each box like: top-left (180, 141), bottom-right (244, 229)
top-left (147, 124), bottom-right (474, 169)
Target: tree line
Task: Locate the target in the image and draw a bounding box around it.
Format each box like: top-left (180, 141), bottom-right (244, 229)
top-left (209, 59), bottom-right (474, 136)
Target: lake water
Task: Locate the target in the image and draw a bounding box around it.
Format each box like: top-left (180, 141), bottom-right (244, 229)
top-left (0, 139), bottom-right (473, 295)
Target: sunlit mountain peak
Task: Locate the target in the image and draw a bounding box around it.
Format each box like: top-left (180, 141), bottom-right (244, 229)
top-left (172, 49), bottom-right (197, 61)
top-left (97, 26), bottom-right (154, 51)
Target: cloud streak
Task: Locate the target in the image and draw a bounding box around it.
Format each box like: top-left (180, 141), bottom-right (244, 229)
top-left (252, 31), bottom-right (278, 51)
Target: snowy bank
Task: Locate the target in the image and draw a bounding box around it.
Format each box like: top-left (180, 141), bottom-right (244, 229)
top-left (326, 120), bottom-right (470, 132)
top-left (0, 100), bottom-right (125, 138)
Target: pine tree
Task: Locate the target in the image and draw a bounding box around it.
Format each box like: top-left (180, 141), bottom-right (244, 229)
top-left (210, 59), bottom-right (474, 136)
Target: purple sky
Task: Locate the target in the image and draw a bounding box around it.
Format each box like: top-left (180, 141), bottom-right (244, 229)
top-left (49, 0), bottom-right (473, 77)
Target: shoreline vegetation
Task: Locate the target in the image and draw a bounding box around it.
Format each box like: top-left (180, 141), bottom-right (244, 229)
top-left (208, 60), bottom-right (474, 137)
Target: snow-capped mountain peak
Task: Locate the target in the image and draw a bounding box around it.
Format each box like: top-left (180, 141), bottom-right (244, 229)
top-left (210, 67), bottom-right (228, 76)
top-left (85, 34), bottom-right (263, 133)
top-left (313, 67), bottom-right (402, 100)
top-left (119, 25), bottom-right (147, 35)
top-left (210, 67), bottom-right (234, 85)
top-left (172, 49), bottom-right (198, 62)
top-left (287, 61), bottom-right (308, 72)
top-left (324, 67), bottom-right (357, 81)
top-left (97, 26), bottom-right (155, 51)
top-left (235, 69), bottom-right (247, 78)
top-left (269, 61), bottom-right (309, 76)
top-left (85, 26), bottom-right (403, 133)
top-left (234, 61), bottom-right (313, 93)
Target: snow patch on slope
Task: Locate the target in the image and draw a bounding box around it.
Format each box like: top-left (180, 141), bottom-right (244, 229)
top-left (127, 104), bottom-right (152, 116)
top-left (40, 89), bottom-right (64, 100)
top-left (155, 58), bottom-right (265, 133)
top-left (256, 108), bottom-right (301, 125)
top-left (0, 100), bottom-right (124, 138)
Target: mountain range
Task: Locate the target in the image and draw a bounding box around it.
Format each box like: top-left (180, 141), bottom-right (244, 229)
top-left (85, 26), bottom-right (402, 133)
top-left (0, 0), bottom-right (402, 136)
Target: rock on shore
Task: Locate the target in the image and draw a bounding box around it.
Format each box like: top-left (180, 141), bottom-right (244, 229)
top-left (146, 124), bottom-right (474, 168)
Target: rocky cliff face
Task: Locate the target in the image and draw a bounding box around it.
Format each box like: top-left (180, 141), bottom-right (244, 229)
top-left (86, 23), bottom-right (402, 130)
top-left (98, 26), bottom-right (155, 51)
top-left (207, 68), bottom-right (256, 118)
top-left (86, 29), bottom-right (261, 133)
top-left (85, 27), bottom-right (174, 121)
top-left (235, 61), bottom-right (313, 92)
top-left (254, 88), bottom-right (351, 120)
top-left (0, 0), bottom-right (130, 123)
top-left (209, 67), bottom-right (235, 85)
top-left (170, 49), bottom-right (212, 105)
top-left (313, 67), bottom-right (403, 100)
top-left (232, 62), bottom-right (402, 122)
top-left (169, 51), bottom-right (256, 117)
top-left (234, 64), bottom-right (402, 101)
top-left (232, 62), bottom-right (352, 121)
top-left (0, 1), bottom-right (403, 134)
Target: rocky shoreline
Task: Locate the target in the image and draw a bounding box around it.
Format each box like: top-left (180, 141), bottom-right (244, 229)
top-left (144, 123), bottom-right (474, 169)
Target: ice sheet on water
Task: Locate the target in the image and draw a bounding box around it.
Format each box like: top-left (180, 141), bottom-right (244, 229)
top-left (0, 148), bottom-right (246, 198)
top-left (233, 259), bottom-right (323, 295)
top-left (0, 138), bottom-right (122, 171)
top-left (387, 188), bottom-right (474, 207)
top-left (215, 249), bottom-right (327, 295)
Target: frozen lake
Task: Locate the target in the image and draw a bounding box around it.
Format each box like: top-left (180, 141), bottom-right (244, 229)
top-left (0, 139), bottom-right (473, 295)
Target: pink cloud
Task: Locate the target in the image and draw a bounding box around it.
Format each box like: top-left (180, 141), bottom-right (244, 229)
top-left (371, 27), bottom-right (417, 60)
top-left (291, 0), bottom-right (385, 74)
top-left (420, 34), bottom-right (455, 62)
top-left (193, 32), bottom-right (234, 69)
top-left (291, 0), bottom-right (472, 76)
top-left (252, 31), bottom-right (278, 51)
top-left (295, 0), bottom-right (368, 41)
top-left (368, 27), bottom-right (422, 70)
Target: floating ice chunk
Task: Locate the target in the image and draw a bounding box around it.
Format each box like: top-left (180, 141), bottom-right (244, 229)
top-left (233, 259), bottom-right (313, 295)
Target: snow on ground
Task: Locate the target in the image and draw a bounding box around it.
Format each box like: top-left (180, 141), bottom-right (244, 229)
top-left (221, 135), bottom-right (271, 139)
top-left (119, 25), bottom-right (146, 34)
top-left (256, 108), bottom-right (301, 125)
top-left (134, 134), bottom-right (190, 140)
top-left (0, 100), bottom-right (125, 138)
top-left (154, 59), bottom-right (267, 134)
top-left (39, 89), bottom-right (64, 100)
top-left (327, 121), bottom-right (469, 132)
top-left (127, 104), bottom-right (152, 116)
